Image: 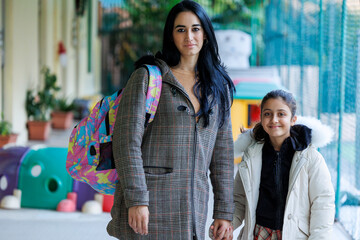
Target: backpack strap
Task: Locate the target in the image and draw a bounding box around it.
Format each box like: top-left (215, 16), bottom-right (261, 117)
top-left (144, 64), bottom-right (162, 126)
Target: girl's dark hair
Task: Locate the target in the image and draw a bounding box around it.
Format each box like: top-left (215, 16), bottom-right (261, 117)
top-left (253, 89), bottom-right (297, 141)
top-left (137, 0), bottom-right (235, 128)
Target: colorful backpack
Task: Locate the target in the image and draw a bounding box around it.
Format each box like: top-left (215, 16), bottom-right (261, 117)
top-left (66, 65), bottom-right (162, 195)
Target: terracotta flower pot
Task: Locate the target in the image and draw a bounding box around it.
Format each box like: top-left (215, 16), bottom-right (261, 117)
top-left (51, 111), bottom-right (74, 129)
top-left (27, 121), bottom-right (51, 141)
top-left (0, 134), bottom-right (18, 148)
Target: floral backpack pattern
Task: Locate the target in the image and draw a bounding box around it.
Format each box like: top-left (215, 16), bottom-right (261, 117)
top-left (66, 65), bottom-right (162, 195)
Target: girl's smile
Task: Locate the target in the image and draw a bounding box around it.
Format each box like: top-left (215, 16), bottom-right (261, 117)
top-left (261, 97), bottom-right (297, 150)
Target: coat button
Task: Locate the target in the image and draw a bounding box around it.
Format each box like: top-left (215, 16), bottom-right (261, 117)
top-left (288, 214), bottom-right (292, 219)
top-left (171, 87), bottom-right (177, 96)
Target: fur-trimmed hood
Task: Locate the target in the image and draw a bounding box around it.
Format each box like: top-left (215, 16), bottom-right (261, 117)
top-left (234, 116), bottom-right (334, 158)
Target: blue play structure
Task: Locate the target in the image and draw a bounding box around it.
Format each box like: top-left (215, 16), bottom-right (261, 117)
top-left (0, 146), bottom-right (96, 210)
top-left (0, 147), bottom-right (31, 201)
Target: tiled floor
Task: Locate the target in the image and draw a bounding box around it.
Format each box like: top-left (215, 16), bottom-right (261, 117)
top-left (0, 124), bottom-right (353, 240)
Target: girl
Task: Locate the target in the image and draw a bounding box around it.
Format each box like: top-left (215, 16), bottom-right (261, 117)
top-left (107, 1), bottom-right (235, 239)
top-left (232, 89), bottom-right (335, 239)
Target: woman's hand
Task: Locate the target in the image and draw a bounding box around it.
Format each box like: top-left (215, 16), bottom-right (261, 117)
top-left (128, 205), bottom-right (149, 235)
top-left (210, 219), bottom-right (233, 240)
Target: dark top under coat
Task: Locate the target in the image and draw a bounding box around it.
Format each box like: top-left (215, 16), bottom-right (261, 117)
top-left (256, 125), bottom-right (312, 230)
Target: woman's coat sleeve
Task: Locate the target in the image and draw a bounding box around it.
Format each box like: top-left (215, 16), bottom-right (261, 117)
top-left (112, 67), bottom-right (149, 208)
top-left (209, 98), bottom-right (234, 221)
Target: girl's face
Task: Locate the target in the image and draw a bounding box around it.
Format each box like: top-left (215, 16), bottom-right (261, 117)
top-left (261, 97), bottom-right (297, 146)
top-left (172, 11), bottom-right (206, 59)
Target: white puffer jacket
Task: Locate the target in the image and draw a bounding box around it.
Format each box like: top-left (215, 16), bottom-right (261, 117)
top-left (233, 117), bottom-right (335, 240)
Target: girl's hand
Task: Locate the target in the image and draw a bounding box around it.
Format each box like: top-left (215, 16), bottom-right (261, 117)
top-left (225, 224), bottom-right (234, 240)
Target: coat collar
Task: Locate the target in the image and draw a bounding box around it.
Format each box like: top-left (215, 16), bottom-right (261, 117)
top-left (155, 58), bottom-right (188, 94)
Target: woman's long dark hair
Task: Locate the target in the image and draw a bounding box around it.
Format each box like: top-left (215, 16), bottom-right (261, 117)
top-left (253, 89), bottom-right (297, 141)
top-left (136, 0), bottom-right (235, 128)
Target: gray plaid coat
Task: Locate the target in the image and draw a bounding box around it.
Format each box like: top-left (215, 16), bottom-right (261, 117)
top-left (107, 59), bottom-right (234, 240)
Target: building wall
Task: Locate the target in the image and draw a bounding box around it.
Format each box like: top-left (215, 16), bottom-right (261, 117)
top-left (4, 0), bottom-right (40, 144)
top-left (0, 0), bottom-right (3, 114)
top-left (2, 0), bottom-right (99, 144)
top-left (61, 0), bottom-right (77, 99)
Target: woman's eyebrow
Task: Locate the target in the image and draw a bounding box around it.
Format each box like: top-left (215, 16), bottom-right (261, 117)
top-left (175, 25), bottom-right (186, 28)
top-left (175, 24), bottom-right (201, 29)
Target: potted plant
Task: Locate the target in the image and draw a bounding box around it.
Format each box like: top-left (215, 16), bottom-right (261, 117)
top-left (25, 67), bottom-right (60, 140)
top-left (0, 113), bottom-right (18, 148)
top-left (51, 97), bottom-right (75, 129)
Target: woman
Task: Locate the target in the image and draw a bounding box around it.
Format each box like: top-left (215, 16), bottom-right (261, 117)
top-left (107, 1), bottom-right (236, 239)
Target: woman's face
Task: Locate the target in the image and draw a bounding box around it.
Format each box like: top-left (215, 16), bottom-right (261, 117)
top-left (261, 97), bottom-right (297, 145)
top-left (172, 11), bottom-right (206, 59)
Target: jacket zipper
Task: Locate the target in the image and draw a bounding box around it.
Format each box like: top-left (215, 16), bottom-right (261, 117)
top-left (274, 151), bottom-right (282, 227)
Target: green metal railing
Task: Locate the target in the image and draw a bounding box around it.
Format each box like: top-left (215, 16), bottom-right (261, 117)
top-left (265, 1), bottom-right (360, 238)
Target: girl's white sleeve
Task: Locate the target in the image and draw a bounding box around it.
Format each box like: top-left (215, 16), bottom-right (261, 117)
top-left (233, 171), bottom-right (246, 230)
top-left (308, 152), bottom-right (335, 239)
top-left (234, 130), bottom-right (253, 158)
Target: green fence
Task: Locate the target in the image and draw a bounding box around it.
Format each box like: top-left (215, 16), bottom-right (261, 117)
top-left (264, 1), bottom-right (360, 238)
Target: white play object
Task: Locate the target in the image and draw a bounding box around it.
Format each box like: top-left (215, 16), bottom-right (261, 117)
top-left (0, 189), bottom-right (22, 209)
top-left (82, 193), bottom-right (103, 214)
top-left (215, 30), bottom-right (252, 70)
